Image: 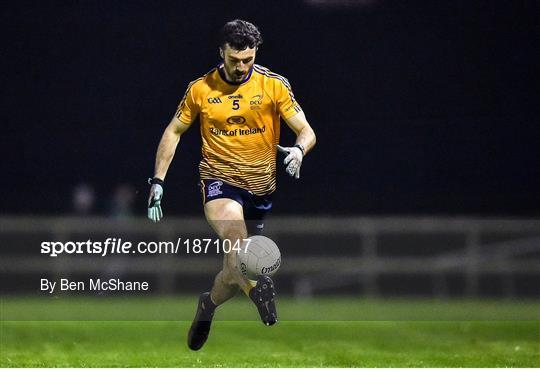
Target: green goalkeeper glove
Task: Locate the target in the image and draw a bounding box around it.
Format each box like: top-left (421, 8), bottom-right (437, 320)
top-left (147, 178), bottom-right (163, 222)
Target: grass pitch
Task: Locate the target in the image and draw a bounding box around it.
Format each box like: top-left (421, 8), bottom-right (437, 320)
top-left (1, 297), bottom-right (539, 367)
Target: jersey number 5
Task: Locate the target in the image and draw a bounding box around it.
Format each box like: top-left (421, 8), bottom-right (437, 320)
top-left (232, 100), bottom-right (240, 110)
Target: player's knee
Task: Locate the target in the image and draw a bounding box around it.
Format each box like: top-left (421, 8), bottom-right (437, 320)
top-left (221, 227), bottom-right (247, 243)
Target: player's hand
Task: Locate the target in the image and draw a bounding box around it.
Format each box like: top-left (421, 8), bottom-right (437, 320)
top-left (277, 144), bottom-right (304, 179)
top-left (147, 178), bottom-right (163, 222)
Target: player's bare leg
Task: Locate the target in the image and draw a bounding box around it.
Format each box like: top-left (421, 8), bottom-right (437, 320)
top-left (188, 199), bottom-right (251, 351)
top-left (204, 198), bottom-right (277, 326)
top-left (187, 198), bottom-right (276, 350)
top-left (204, 199), bottom-right (277, 325)
top-left (205, 199), bottom-right (254, 297)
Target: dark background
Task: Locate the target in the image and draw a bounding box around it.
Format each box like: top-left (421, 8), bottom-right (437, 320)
top-left (2, 0), bottom-right (539, 216)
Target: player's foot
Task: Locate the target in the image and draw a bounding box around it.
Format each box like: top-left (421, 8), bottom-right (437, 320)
top-left (187, 292), bottom-right (216, 351)
top-left (249, 275), bottom-right (277, 326)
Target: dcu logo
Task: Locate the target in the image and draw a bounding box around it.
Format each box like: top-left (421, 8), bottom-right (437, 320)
top-left (250, 94), bottom-right (263, 110)
top-left (250, 94), bottom-right (263, 105)
top-left (207, 97), bottom-right (222, 104)
top-left (227, 116), bottom-right (246, 125)
top-left (207, 181), bottom-right (223, 197)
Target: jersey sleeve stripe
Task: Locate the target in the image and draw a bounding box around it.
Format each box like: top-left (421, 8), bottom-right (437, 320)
top-left (176, 77), bottom-right (202, 119)
top-left (176, 66), bottom-right (217, 119)
top-left (253, 65), bottom-right (293, 90)
top-left (253, 65), bottom-right (297, 102)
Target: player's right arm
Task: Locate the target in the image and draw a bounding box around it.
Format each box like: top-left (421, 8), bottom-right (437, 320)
top-left (148, 80), bottom-right (201, 222)
top-left (154, 77), bottom-right (201, 180)
top-left (147, 117), bottom-right (190, 222)
top-left (153, 117), bottom-right (190, 181)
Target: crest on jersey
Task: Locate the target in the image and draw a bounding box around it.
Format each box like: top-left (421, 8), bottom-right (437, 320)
top-left (250, 94), bottom-right (263, 105)
top-left (227, 116), bottom-right (246, 125)
top-left (208, 181), bottom-right (223, 197)
top-left (250, 94), bottom-right (263, 110)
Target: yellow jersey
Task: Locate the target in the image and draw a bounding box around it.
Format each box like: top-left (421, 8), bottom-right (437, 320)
top-left (175, 64), bottom-right (302, 195)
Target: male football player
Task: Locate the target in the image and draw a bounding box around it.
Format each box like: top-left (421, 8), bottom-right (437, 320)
top-left (147, 19), bottom-right (316, 350)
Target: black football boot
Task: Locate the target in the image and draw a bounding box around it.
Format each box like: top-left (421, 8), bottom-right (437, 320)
top-left (187, 292), bottom-right (216, 350)
top-left (249, 276), bottom-right (277, 326)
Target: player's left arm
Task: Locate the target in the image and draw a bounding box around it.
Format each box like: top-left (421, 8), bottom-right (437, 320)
top-left (284, 111), bottom-right (316, 154)
top-left (277, 111), bottom-right (316, 179)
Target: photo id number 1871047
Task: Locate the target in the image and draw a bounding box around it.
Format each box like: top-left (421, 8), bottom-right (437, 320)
top-left (184, 238), bottom-right (251, 254)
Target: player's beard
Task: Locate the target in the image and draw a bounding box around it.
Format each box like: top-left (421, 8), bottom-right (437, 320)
top-left (233, 70), bottom-right (245, 81)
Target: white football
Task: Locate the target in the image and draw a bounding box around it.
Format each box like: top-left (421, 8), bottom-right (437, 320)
top-left (236, 235), bottom-right (281, 279)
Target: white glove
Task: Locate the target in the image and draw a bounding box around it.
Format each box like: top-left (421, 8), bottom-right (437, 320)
top-left (147, 180), bottom-right (163, 222)
top-left (277, 144), bottom-right (304, 179)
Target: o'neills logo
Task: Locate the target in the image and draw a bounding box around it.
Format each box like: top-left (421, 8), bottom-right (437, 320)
top-left (261, 256), bottom-right (281, 275)
top-left (227, 116), bottom-right (246, 125)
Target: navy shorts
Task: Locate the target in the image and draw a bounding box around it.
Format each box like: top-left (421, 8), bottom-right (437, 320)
top-left (200, 179), bottom-right (273, 235)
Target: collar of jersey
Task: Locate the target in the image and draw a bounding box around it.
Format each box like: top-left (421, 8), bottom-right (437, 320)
top-left (217, 63), bottom-right (253, 86)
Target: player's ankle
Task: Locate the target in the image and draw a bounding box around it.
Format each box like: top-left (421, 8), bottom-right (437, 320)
top-left (206, 292), bottom-right (218, 310)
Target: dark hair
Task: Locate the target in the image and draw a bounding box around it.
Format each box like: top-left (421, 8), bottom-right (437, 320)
top-left (219, 19), bottom-right (263, 50)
